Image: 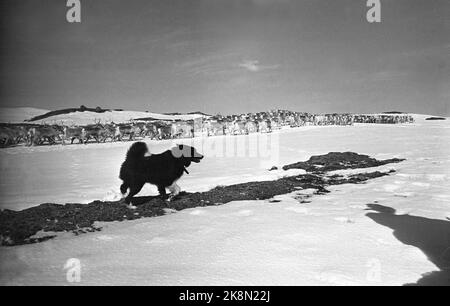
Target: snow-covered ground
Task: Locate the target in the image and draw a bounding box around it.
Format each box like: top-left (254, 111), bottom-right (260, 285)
top-left (0, 118), bottom-right (449, 285)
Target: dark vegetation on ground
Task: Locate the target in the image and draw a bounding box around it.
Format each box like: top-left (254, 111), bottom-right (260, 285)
top-left (366, 204), bottom-right (450, 286)
top-left (27, 106), bottom-right (110, 122)
top-left (0, 152), bottom-right (403, 246)
top-left (282, 152), bottom-right (405, 172)
top-left (425, 117), bottom-right (446, 121)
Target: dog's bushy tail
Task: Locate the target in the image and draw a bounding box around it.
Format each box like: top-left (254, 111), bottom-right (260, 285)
top-left (119, 142), bottom-right (148, 183)
top-left (120, 183), bottom-right (128, 195)
top-left (124, 142), bottom-right (148, 162)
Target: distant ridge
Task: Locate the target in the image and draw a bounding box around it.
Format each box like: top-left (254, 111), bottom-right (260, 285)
top-left (27, 106), bottom-right (110, 122)
top-left (382, 111), bottom-right (405, 114)
top-left (9, 107), bottom-right (205, 125)
top-left (163, 111), bottom-right (212, 116)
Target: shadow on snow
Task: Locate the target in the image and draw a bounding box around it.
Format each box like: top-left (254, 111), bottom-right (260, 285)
top-left (366, 204), bottom-right (450, 286)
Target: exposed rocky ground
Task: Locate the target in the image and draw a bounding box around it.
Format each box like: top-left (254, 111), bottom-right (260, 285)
top-left (0, 152), bottom-right (403, 246)
top-left (425, 117), bottom-right (446, 121)
top-left (282, 152), bottom-right (404, 172)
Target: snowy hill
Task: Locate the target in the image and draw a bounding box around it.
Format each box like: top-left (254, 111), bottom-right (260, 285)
top-left (28, 110), bottom-right (206, 126)
top-left (0, 107), bottom-right (207, 125)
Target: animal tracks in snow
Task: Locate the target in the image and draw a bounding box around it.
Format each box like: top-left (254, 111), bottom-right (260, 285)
top-left (234, 209), bottom-right (254, 217)
top-left (334, 217), bottom-right (355, 224)
top-left (189, 209), bottom-right (208, 216)
top-left (284, 206), bottom-right (309, 214)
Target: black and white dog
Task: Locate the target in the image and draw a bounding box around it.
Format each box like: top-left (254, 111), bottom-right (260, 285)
top-left (119, 142), bottom-right (203, 204)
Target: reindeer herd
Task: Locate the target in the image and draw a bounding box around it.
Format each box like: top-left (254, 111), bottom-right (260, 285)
top-left (352, 114), bottom-right (414, 124)
top-left (0, 110), bottom-right (414, 148)
top-left (0, 120), bottom-right (170, 147)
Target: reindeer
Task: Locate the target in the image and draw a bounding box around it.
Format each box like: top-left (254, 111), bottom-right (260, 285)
top-left (17, 125), bottom-right (30, 144)
top-left (205, 121), bottom-right (226, 136)
top-left (0, 126), bottom-right (15, 146)
top-left (0, 125), bottom-right (29, 146)
top-left (154, 122), bottom-right (172, 140)
top-left (171, 121), bottom-right (194, 139)
top-left (133, 121), bottom-right (148, 138)
top-left (28, 125), bottom-right (64, 146)
top-left (257, 119), bottom-right (272, 133)
top-left (63, 126), bottom-right (85, 145)
top-left (245, 120), bottom-right (258, 134)
top-left (101, 122), bottom-right (119, 142)
top-left (115, 123), bottom-right (138, 141)
top-left (144, 122), bottom-right (158, 139)
top-left (83, 119), bottom-right (106, 144)
top-left (228, 121), bottom-right (248, 135)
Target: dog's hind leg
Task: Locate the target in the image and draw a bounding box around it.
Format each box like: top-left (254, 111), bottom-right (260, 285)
top-left (125, 183), bottom-right (145, 205)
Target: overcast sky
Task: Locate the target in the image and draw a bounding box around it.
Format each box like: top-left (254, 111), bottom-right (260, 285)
top-left (1, 0), bottom-right (449, 115)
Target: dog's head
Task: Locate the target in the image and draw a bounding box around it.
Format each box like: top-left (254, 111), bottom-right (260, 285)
top-left (171, 144), bottom-right (204, 168)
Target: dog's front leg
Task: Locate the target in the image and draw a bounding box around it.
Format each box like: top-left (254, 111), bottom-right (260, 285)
top-left (158, 185), bottom-right (168, 200)
top-left (168, 182), bottom-right (181, 201)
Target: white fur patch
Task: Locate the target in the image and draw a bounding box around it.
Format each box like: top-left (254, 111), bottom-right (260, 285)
top-left (168, 182), bottom-right (181, 197)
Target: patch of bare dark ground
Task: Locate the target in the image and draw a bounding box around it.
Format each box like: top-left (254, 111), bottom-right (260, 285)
top-left (282, 152), bottom-right (404, 172)
top-left (366, 204), bottom-right (450, 286)
top-left (425, 117), bottom-right (446, 121)
top-left (0, 152), bottom-right (402, 246)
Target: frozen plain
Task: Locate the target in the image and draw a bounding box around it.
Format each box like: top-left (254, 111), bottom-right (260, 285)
top-left (0, 116), bottom-right (449, 285)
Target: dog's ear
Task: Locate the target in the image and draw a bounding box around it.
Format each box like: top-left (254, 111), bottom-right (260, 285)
top-left (171, 145), bottom-right (184, 158)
